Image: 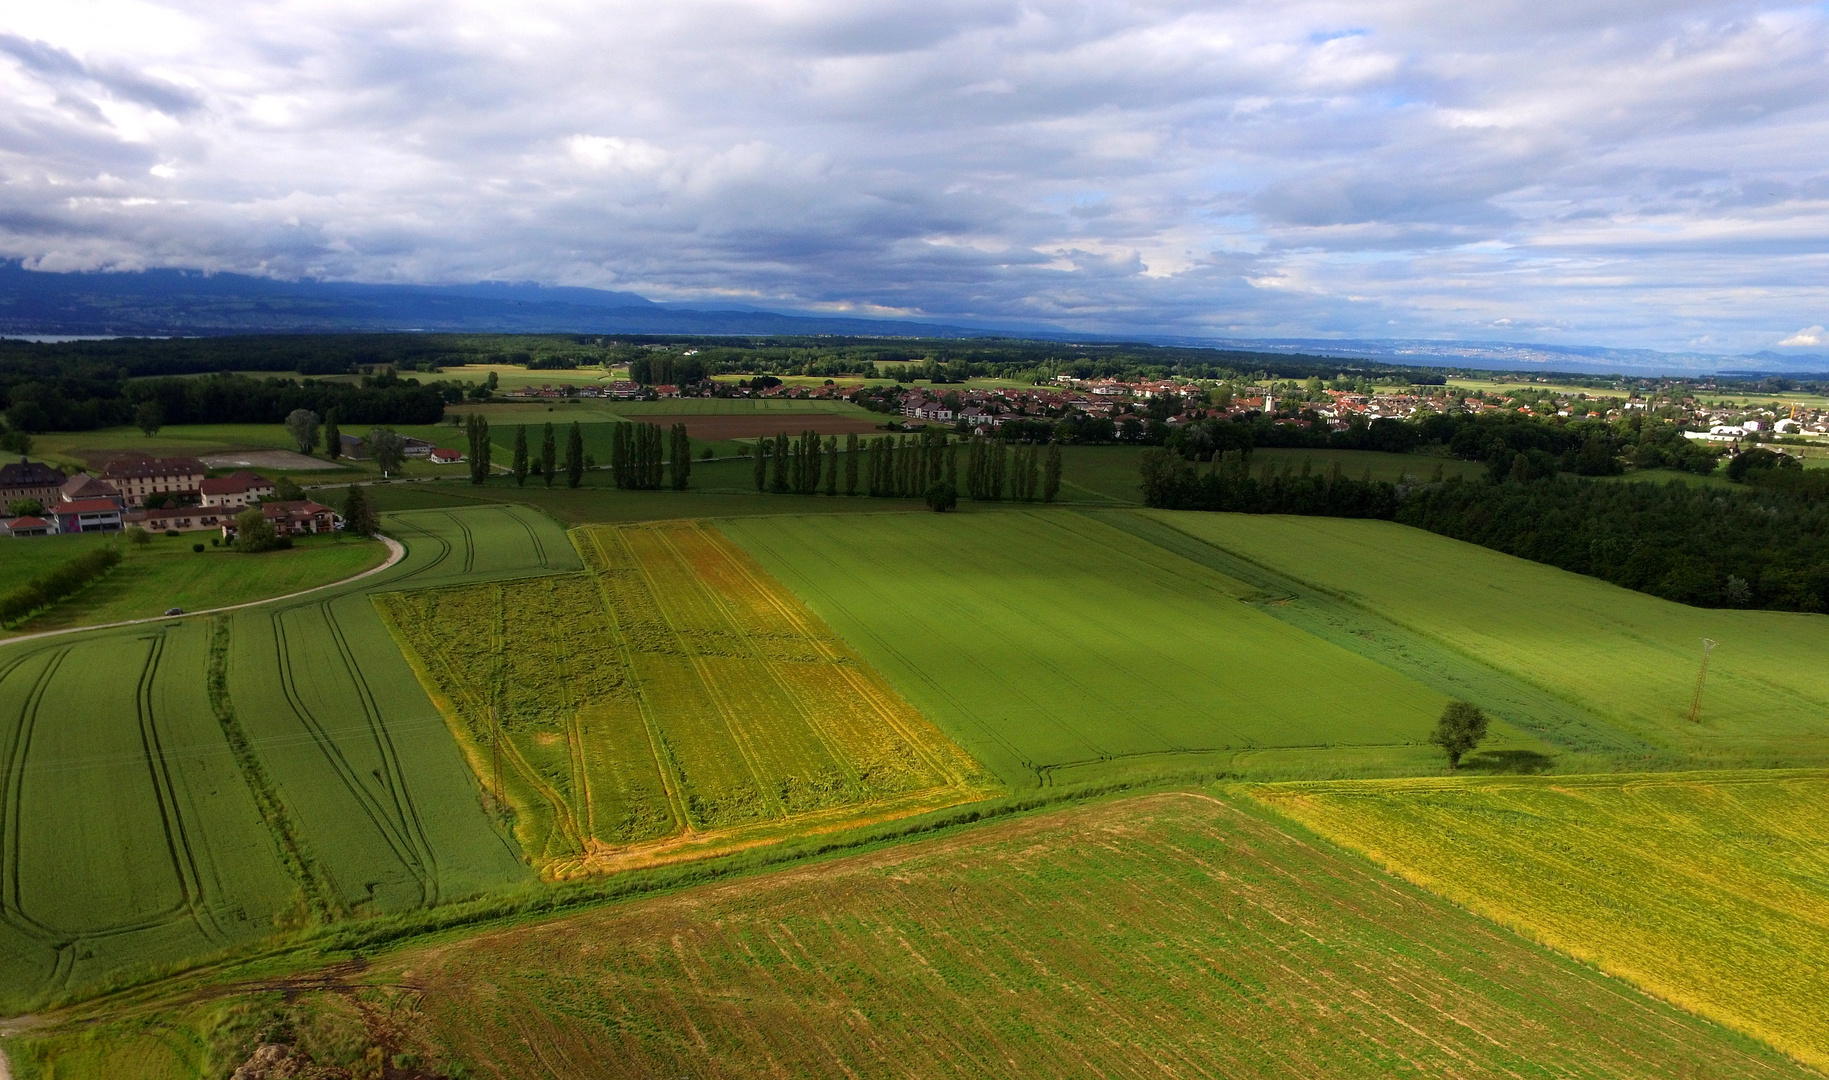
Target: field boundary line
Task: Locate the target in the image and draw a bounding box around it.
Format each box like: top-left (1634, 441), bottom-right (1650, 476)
top-left (1121, 510), bottom-right (1655, 755)
top-left (0, 536), bottom-right (405, 650)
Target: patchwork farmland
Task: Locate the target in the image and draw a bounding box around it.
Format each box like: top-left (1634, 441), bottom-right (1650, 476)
top-left (377, 521), bottom-right (996, 877)
top-left (0, 505), bottom-right (570, 1006)
top-left (16, 794), bottom-right (1814, 1079)
top-left (7, 494), bottom-right (1829, 1079)
top-left (723, 510), bottom-right (1514, 785)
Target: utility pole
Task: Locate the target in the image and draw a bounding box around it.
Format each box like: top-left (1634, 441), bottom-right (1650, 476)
top-left (1688, 638), bottom-right (1717, 724)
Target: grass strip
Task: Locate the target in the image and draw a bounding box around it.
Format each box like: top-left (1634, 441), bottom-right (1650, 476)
top-left (205, 617), bottom-right (346, 924)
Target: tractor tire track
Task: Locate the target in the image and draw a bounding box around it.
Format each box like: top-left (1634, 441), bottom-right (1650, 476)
top-left (321, 601), bottom-right (442, 904)
top-left (270, 610), bottom-right (430, 907)
top-left (0, 647), bottom-right (66, 941)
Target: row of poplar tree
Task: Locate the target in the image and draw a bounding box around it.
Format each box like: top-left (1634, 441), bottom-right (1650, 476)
top-left (609, 422), bottom-right (691, 490)
top-left (752, 429), bottom-right (1062, 502)
top-left (464, 415), bottom-right (587, 487)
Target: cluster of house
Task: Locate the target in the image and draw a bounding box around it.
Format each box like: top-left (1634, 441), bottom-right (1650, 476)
top-left (893, 379), bottom-right (1443, 432)
top-left (502, 380), bottom-right (676, 400)
top-left (1684, 405), bottom-right (1829, 443)
top-left (0, 457), bottom-right (339, 539)
top-left (337, 433), bottom-right (464, 464)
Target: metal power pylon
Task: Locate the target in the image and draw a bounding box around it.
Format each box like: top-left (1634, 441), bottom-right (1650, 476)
top-left (1687, 638), bottom-right (1717, 724)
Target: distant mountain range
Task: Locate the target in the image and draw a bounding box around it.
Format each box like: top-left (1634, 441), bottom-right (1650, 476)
top-left (2, 262), bottom-right (1824, 378)
top-left (1151, 335), bottom-right (1829, 379)
top-left (0, 263), bottom-right (1009, 339)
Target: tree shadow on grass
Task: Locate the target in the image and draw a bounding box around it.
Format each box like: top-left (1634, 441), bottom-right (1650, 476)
top-left (1459, 749), bottom-right (1556, 775)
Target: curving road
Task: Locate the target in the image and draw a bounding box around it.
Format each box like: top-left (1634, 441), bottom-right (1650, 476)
top-left (0, 535), bottom-right (405, 649)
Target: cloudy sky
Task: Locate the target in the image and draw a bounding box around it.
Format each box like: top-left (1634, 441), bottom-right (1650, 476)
top-left (2, 1), bottom-right (1828, 351)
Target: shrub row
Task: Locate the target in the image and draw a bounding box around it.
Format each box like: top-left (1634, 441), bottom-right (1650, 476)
top-left (0, 546), bottom-right (122, 626)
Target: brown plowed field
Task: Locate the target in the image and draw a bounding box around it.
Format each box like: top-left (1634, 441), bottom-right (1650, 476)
top-left (671, 413), bottom-right (887, 440)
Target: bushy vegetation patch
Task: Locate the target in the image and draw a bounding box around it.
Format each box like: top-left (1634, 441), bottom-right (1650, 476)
top-left (0, 545), bottom-right (121, 626)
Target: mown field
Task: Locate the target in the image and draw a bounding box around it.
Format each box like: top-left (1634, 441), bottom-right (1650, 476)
top-left (377, 521), bottom-right (996, 878)
top-left (0, 505), bottom-right (577, 1008)
top-left (1148, 512), bottom-right (1829, 767)
top-left (1253, 770), bottom-right (1829, 1071)
top-left (722, 511), bottom-right (1563, 786)
top-left (13, 792), bottom-right (1812, 1079)
top-left (2, 533), bottom-right (389, 637)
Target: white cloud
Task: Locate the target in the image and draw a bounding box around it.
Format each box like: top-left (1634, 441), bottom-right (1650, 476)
top-left (0, 0), bottom-right (1825, 349)
top-left (1778, 325), bottom-right (1825, 347)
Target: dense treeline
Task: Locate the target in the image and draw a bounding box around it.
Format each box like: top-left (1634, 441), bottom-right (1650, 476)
top-left (627, 354), bottom-right (708, 386)
top-left (3, 369), bottom-right (447, 433)
top-left (610, 422), bottom-right (668, 489)
top-left (1164, 410), bottom-right (1722, 476)
top-left (0, 547), bottom-right (123, 627)
top-left (742, 430), bottom-right (1062, 504)
top-left (1140, 450), bottom-right (1829, 612)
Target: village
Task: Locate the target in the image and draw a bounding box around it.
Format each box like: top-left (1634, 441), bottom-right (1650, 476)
top-left (0, 456), bottom-right (341, 538)
top-left (500, 368), bottom-right (1829, 446)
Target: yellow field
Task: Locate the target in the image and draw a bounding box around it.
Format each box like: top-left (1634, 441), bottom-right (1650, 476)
top-left (376, 521), bottom-right (997, 878)
top-left (1252, 770), bottom-right (1829, 1070)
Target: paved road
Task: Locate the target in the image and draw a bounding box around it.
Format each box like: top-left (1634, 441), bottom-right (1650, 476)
top-left (0, 535), bottom-right (405, 649)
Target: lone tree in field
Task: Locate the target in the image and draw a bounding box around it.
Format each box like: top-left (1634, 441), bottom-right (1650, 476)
top-left (365, 428), bottom-right (408, 478)
top-left (925, 479), bottom-right (958, 513)
top-left (342, 483), bottom-right (377, 537)
top-left (135, 401), bottom-right (163, 438)
top-left (284, 409), bottom-right (321, 455)
top-left (1430, 701), bottom-right (1489, 770)
top-left (541, 422), bottom-right (557, 487)
top-left (565, 421), bottom-right (584, 488)
top-left (669, 423), bottom-right (692, 490)
top-left (512, 425), bottom-right (530, 486)
top-left (465, 414), bottom-right (492, 483)
top-left (323, 409), bottom-right (342, 459)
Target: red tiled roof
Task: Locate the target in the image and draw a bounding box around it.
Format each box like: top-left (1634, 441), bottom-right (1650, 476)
top-left (261, 499), bottom-right (333, 519)
top-left (6, 516), bottom-right (50, 529)
top-left (200, 471), bottom-right (273, 495)
top-left (54, 498), bottom-right (122, 515)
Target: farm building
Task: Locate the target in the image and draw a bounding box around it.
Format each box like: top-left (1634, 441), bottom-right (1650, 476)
top-left (58, 474), bottom-right (124, 507)
top-left (1, 515), bottom-right (52, 537)
top-left (220, 499), bottom-right (339, 539)
top-left (429, 447), bottom-right (464, 464)
top-left (47, 498), bottom-right (123, 534)
top-left (340, 434), bottom-right (434, 457)
top-left (200, 471), bottom-right (274, 508)
top-left (0, 459), bottom-right (66, 505)
top-left (129, 505), bottom-right (231, 533)
top-left (101, 456), bottom-right (206, 508)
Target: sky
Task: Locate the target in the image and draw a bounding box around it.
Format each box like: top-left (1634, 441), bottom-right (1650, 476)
top-left (2, 1), bottom-right (1828, 353)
